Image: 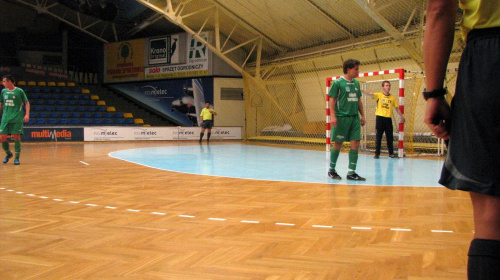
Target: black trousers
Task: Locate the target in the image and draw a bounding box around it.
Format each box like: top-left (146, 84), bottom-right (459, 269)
top-left (375, 115), bottom-right (394, 156)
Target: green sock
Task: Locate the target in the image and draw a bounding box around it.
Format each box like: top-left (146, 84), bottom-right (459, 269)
top-left (348, 149), bottom-right (358, 174)
top-left (2, 141), bottom-right (11, 155)
top-left (14, 141), bottom-right (21, 160)
top-left (329, 148), bottom-right (340, 170)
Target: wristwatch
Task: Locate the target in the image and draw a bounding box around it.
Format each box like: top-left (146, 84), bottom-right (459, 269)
top-left (423, 88), bottom-right (447, 100)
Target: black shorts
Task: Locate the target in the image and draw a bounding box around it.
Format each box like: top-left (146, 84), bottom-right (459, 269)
top-left (201, 120), bottom-right (214, 129)
top-left (439, 27), bottom-right (500, 197)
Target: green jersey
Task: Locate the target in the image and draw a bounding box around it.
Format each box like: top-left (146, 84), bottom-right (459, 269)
top-left (328, 77), bottom-right (362, 117)
top-left (1, 87), bottom-right (29, 123)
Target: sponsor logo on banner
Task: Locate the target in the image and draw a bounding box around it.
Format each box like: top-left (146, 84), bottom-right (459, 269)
top-left (149, 35), bottom-right (180, 65)
top-left (21, 128), bottom-right (84, 142)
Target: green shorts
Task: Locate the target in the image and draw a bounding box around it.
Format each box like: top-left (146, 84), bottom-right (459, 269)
top-left (331, 115), bottom-right (361, 142)
top-left (0, 121), bottom-right (24, 135)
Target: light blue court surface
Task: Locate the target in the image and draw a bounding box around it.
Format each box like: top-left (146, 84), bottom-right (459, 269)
top-left (109, 144), bottom-right (445, 187)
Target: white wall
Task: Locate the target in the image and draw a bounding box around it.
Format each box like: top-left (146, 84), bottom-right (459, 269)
top-left (213, 78), bottom-right (246, 138)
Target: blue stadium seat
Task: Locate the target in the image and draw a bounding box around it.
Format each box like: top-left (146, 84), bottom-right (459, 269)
top-left (77, 106), bottom-right (86, 112)
top-left (29, 112), bottom-right (37, 118)
top-left (71, 112), bottom-right (81, 118)
top-left (81, 118), bottom-right (91, 125)
top-left (114, 118), bottom-right (124, 125)
top-left (33, 100), bottom-right (44, 106)
top-left (47, 118), bottom-right (57, 125)
top-left (63, 88), bottom-right (71, 93)
top-left (29, 93), bottom-right (40, 99)
top-left (31, 88), bottom-right (41, 93)
top-left (102, 118), bottom-right (113, 125)
top-left (53, 88), bottom-right (62, 93)
top-left (58, 119), bottom-right (69, 125)
top-left (52, 94), bottom-right (60, 99)
top-left (46, 100), bottom-right (55, 105)
top-left (67, 100), bottom-right (76, 106)
top-left (44, 106), bottom-right (54, 112)
top-left (96, 106), bottom-right (105, 112)
top-left (78, 100), bottom-right (87, 106)
top-left (49, 112), bottom-right (59, 118)
top-left (66, 106), bottom-right (75, 112)
top-left (124, 118), bottom-right (134, 125)
top-left (71, 94), bottom-right (81, 100)
top-left (41, 94), bottom-right (51, 99)
top-left (103, 112), bottom-right (113, 118)
top-left (70, 118), bottom-right (80, 125)
top-left (114, 112), bottom-right (124, 118)
top-left (61, 94), bottom-right (70, 100)
top-left (82, 112), bottom-right (92, 118)
top-left (35, 119), bottom-right (46, 125)
top-left (60, 112), bottom-right (70, 118)
top-left (93, 112), bottom-right (102, 118)
top-left (73, 88), bottom-right (82, 93)
top-left (26, 119), bottom-right (34, 125)
top-left (42, 88), bottom-right (51, 93)
top-left (55, 106), bottom-right (65, 112)
top-left (81, 94), bottom-right (90, 100)
top-left (32, 105), bottom-right (43, 111)
top-left (92, 119), bottom-right (102, 125)
top-left (88, 100), bottom-right (97, 106)
top-left (38, 112), bottom-right (48, 118)
top-left (56, 100), bottom-right (65, 106)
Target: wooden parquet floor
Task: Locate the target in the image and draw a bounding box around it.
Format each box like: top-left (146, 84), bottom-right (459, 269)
top-left (0, 141), bottom-right (471, 279)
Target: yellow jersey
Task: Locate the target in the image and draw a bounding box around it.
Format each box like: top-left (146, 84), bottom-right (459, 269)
top-left (200, 108), bottom-right (215, 121)
top-left (373, 92), bottom-right (398, 118)
top-left (460, 0), bottom-right (500, 40)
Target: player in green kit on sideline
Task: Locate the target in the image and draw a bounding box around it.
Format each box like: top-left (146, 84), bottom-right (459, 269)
top-left (328, 59), bottom-right (366, 181)
top-left (1, 75), bottom-right (30, 165)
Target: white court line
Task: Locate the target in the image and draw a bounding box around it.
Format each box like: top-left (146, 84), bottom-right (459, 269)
top-left (276, 223), bottom-right (295, 226)
top-left (7, 189), bottom-right (14, 192)
top-left (27, 194), bottom-right (36, 197)
top-left (240, 220), bottom-right (260, 224)
top-left (208, 218), bottom-right (226, 221)
top-left (391, 228), bottom-right (412, 232)
top-left (351, 227), bottom-right (372, 230)
top-left (178, 215), bottom-right (195, 218)
top-left (85, 203), bottom-right (98, 207)
top-left (431, 230), bottom-right (454, 233)
top-left (0, 187), bottom-right (5, 190)
top-left (69, 201), bottom-right (80, 204)
top-left (312, 225), bottom-right (332, 229)
top-left (79, 161), bottom-right (89, 165)
top-left (16, 192), bottom-right (24, 194)
top-left (126, 209), bottom-right (141, 212)
top-left (105, 206), bottom-right (117, 209)
top-left (53, 199), bottom-right (64, 202)
top-left (40, 196), bottom-right (49, 199)
top-left (151, 212), bottom-right (166, 215)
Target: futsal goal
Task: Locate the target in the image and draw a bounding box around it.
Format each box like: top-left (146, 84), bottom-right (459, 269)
top-left (326, 69), bottom-right (446, 157)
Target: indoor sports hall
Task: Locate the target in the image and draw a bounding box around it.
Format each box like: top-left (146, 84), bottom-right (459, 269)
top-left (1, 0), bottom-right (472, 279)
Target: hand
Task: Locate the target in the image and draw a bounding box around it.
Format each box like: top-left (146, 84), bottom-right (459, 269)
top-left (331, 116), bottom-right (337, 128)
top-left (424, 97), bottom-right (451, 140)
top-left (360, 116), bottom-right (365, 126)
top-left (24, 115), bottom-right (30, 123)
top-left (400, 116), bottom-right (405, 123)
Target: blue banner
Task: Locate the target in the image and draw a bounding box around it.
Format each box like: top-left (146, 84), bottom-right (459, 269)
top-left (109, 78), bottom-right (213, 126)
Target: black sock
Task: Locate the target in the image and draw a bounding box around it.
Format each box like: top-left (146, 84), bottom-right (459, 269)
top-left (199, 133), bottom-right (204, 141)
top-left (207, 133), bottom-right (211, 141)
top-left (468, 239), bottom-right (500, 280)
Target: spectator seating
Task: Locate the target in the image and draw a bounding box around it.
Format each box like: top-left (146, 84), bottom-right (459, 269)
top-left (23, 83), bottom-right (146, 126)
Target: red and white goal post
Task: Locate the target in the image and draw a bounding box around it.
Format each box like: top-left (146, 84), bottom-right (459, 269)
top-left (326, 69), bottom-right (405, 157)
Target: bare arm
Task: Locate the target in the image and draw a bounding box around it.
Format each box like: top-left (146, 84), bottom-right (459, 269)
top-left (395, 107), bottom-right (405, 123)
top-left (361, 90), bottom-right (374, 96)
top-left (329, 97), bottom-right (337, 128)
top-left (24, 102), bottom-right (30, 123)
top-left (423, 0), bottom-right (456, 139)
top-left (358, 99), bottom-right (365, 126)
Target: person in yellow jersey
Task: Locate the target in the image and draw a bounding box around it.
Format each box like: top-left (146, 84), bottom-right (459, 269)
top-left (199, 101), bottom-right (217, 143)
top-left (424, 1), bottom-right (500, 279)
top-left (362, 81), bottom-right (404, 159)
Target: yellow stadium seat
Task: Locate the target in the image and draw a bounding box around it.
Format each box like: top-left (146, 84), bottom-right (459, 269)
top-left (67, 82), bottom-right (76, 87)
top-left (82, 89), bottom-right (90, 94)
top-left (97, 100), bottom-right (106, 106)
top-left (90, 95), bottom-right (99, 100)
top-left (106, 107), bottom-right (116, 112)
top-left (17, 81), bottom-right (26, 86)
top-left (142, 124), bottom-right (151, 127)
top-left (37, 81), bottom-right (46, 86)
top-left (134, 119), bottom-right (144, 124)
top-left (123, 113), bottom-right (133, 118)
top-left (57, 82), bottom-right (66, 87)
top-left (28, 81), bottom-right (36, 86)
top-left (47, 81), bottom-right (56, 86)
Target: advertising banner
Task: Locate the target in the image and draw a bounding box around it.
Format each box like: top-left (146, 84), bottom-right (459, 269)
top-left (108, 77), bottom-right (213, 127)
top-left (145, 32), bottom-right (209, 79)
top-left (104, 39), bottom-right (145, 82)
top-left (84, 126), bottom-right (241, 141)
top-left (21, 127), bottom-right (84, 142)
top-left (149, 35), bottom-right (180, 65)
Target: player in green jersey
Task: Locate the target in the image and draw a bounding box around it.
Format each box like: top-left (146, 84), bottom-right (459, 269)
top-left (1, 75), bottom-right (30, 165)
top-left (328, 59), bottom-right (366, 181)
